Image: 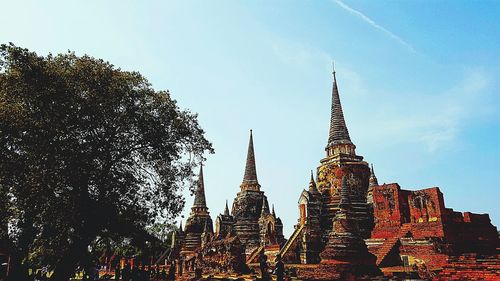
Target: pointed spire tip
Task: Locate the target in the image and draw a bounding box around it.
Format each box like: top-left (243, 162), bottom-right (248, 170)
top-left (327, 67), bottom-right (352, 147)
top-left (260, 196), bottom-right (270, 216)
top-left (223, 199), bottom-right (230, 216)
top-left (309, 170), bottom-right (318, 193)
top-left (242, 129), bottom-right (259, 186)
top-left (193, 163), bottom-right (207, 208)
top-left (369, 163), bottom-right (378, 187)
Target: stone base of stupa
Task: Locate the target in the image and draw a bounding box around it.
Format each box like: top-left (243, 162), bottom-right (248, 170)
top-left (316, 231), bottom-right (382, 279)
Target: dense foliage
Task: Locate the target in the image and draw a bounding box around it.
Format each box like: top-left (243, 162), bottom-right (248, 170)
top-left (0, 44), bottom-right (213, 280)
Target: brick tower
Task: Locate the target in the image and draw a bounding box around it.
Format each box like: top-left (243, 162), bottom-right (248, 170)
top-left (181, 165), bottom-right (213, 253)
top-left (215, 200), bottom-right (235, 239)
top-left (231, 130), bottom-right (284, 252)
top-left (319, 176), bottom-right (380, 277)
top-left (316, 69), bottom-right (373, 239)
top-left (231, 130), bottom-right (267, 251)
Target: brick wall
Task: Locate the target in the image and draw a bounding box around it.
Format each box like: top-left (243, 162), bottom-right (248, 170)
top-left (371, 184), bottom-right (499, 255)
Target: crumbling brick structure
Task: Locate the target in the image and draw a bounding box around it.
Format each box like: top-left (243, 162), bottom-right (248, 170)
top-left (170, 69), bottom-right (499, 280)
top-left (367, 183), bottom-right (499, 273)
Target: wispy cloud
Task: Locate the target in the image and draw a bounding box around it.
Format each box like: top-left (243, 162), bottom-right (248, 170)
top-left (342, 67), bottom-right (491, 152)
top-left (269, 37), bottom-right (492, 152)
top-left (271, 41), bottom-right (317, 67)
top-left (416, 69), bottom-right (489, 151)
top-left (333, 0), bottom-right (417, 54)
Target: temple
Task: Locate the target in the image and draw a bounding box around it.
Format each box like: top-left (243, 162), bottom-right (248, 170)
top-left (168, 69), bottom-right (499, 280)
top-left (279, 69), bottom-right (374, 267)
top-left (367, 182), bottom-right (499, 278)
top-left (180, 165), bottom-right (213, 254)
top-left (171, 130), bottom-right (285, 275)
top-left (230, 130), bottom-right (285, 252)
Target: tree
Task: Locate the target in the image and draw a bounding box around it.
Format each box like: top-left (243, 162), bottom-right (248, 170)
top-left (0, 44), bottom-right (213, 280)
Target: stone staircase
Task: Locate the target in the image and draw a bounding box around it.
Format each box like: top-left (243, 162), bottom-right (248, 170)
top-left (154, 248), bottom-right (172, 264)
top-left (246, 245), bottom-right (264, 264)
top-left (375, 224), bottom-right (412, 266)
top-left (278, 224), bottom-right (305, 259)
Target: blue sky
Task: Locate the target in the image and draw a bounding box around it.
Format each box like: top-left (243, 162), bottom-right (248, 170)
top-left (2, 1), bottom-right (499, 237)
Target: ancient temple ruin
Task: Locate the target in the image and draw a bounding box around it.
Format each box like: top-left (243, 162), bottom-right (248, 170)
top-left (230, 130), bottom-right (285, 252)
top-left (179, 165), bottom-right (214, 254)
top-left (168, 69), bottom-right (499, 280)
top-left (170, 130), bottom-right (285, 275)
top-left (367, 182), bottom-right (499, 271)
top-left (279, 69), bottom-right (375, 267)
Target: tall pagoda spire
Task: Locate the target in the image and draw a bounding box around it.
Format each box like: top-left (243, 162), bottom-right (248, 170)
top-left (223, 200), bottom-right (230, 216)
top-left (241, 130), bottom-right (261, 191)
top-left (192, 165), bottom-right (208, 212)
top-left (369, 164), bottom-right (379, 187)
top-left (179, 221), bottom-right (183, 233)
top-left (327, 65), bottom-right (353, 148)
top-left (309, 170), bottom-right (319, 193)
top-left (170, 231), bottom-right (176, 248)
top-left (260, 196), bottom-right (270, 216)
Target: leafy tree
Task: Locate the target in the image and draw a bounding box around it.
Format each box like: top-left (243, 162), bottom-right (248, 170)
top-left (146, 221), bottom-right (177, 243)
top-left (0, 44), bottom-right (213, 280)
top-left (0, 181), bottom-right (9, 240)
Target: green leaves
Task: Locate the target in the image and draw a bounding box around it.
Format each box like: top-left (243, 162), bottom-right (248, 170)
top-left (0, 44), bottom-right (213, 276)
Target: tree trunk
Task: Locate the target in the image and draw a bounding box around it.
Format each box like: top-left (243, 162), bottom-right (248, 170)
top-left (50, 239), bottom-right (90, 281)
top-left (5, 253), bottom-right (29, 281)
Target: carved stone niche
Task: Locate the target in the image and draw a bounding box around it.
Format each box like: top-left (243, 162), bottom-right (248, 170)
top-left (380, 189), bottom-right (395, 214)
top-left (410, 191), bottom-right (438, 223)
top-left (411, 191), bottom-right (430, 209)
top-left (298, 192), bottom-right (308, 225)
top-left (347, 174), bottom-right (363, 197)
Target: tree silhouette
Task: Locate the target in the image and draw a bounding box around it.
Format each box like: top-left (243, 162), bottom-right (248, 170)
top-left (0, 44), bottom-right (213, 280)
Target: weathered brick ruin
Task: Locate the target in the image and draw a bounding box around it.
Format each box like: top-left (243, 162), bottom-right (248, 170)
top-left (168, 70), bottom-right (499, 280)
top-left (170, 130), bottom-right (285, 277)
top-left (278, 70), bottom-right (382, 279)
top-left (230, 130), bottom-right (285, 253)
top-left (367, 182), bottom-right (499, 278)
top-left (179, 166), bottom-right (213, 255)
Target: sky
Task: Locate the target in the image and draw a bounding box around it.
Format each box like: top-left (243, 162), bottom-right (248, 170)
top-left (1, 0), bottom-right (499, 237)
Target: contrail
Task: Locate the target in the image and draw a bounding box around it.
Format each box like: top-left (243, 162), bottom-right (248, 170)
top-left (333, 0), bottom-right (417, 54)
